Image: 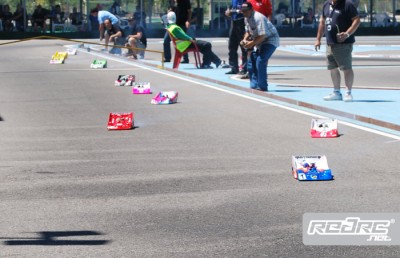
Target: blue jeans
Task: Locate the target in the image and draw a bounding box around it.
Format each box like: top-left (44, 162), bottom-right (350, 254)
top-left (247, 44), bottom-right (276, 91)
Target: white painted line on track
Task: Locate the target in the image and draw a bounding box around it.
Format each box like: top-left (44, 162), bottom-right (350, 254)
top-left (385, 139), bottom-right (400, 144)
top-left (80, 49), bottom-right (400, 141)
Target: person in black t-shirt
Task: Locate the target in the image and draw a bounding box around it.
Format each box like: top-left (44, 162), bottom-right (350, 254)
top-left (104, 18), bottom-right (125, 54)
top-left (13, 4), bottom-right (28, 31)
top-left (125, 17), bottom-right (147, 59)
top-left (1, 4), bottom-right (13, 32)
top-left (314, 0), bottom-right (360, 102)
top-left (32, 5), bottom-right (49, 32)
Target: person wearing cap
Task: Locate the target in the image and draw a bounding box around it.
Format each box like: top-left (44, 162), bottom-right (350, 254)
top-left (240, 2), bottom-right (279, 91)
top-left (314, 0), bottom-right (360, 102)
top-left (166, 12), bottom-right (222, 69)
top-left (239, 0), bottom-right (273, 79)
top-left (125, 17), bottom-right (147, 59)
top-left (90, 8), bottom-right (120, 43)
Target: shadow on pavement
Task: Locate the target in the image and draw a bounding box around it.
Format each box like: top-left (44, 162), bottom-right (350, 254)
top-left (3, 231), bottom-right (110, 246)
top-left (352, 100), bottom-right (395, 103)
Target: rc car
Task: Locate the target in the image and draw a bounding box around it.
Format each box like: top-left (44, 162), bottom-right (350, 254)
top-left (151, 91), bottom-right (178, 104)
top-left (91, 59), bottom-right (107, 69)
top-left (107, 112), bottom-right (134, 130)
top-left (67, 48), bottom-right (77, 55)
top-left (115, 75), bottom-right (135, 86)
top-left (50, 51), bottom-right (68, 64)
top-left (132, 82), bottom-right (151, 94)
top-left (310, 118), bottom-right (338, 138)
top-left (292, 155), bottom-right (333, 181)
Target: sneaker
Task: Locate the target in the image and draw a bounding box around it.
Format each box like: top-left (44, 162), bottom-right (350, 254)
top-left (221, 61), bottom-right (230, 68)
top-left (343, 93), bottom-right (353, 102)
top-left (181, 60), bottom-right (189, 64)
top-left (200, 64), bottom-right (213, 69)
top-left (240, 72), bottom-right (249, 79)
top-left (238, 70), bottom-right (246, 75)
top-left (323, 92), bottom-right (343, 101)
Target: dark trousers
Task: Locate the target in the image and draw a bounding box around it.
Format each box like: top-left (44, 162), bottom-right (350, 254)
top-left (228, 19), bottom-right (247, 72)
top-left (191, 40), bottom-right (220, 66)
top-left (163, 31), bottom-right (171, 61)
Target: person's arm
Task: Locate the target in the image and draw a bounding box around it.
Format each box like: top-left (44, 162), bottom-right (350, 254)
top-left (225, 3), bottom-right (233, 18)
top-left (13, 11), bottom-right (22, 20)
top-left (99, 23), bottom-right (105, 40)
top-left (337, 16), bottom-right (360, 43)
top-left (109, 30), bottom-right (122, 42)
top-left (314, 16), bottom-right (325, 51)
top-left (242, 32), bottom-right (250, 41)
top-left (244, 34), bottom-right (266, 49)
top-left (128, 31), bottom-right (142, 40)
top-left (185, 8), bottom-right (192, 29)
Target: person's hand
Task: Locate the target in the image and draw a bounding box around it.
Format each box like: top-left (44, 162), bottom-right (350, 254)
top-left (243, 40), bottom-right (254, 49)
top-left (225, 8), bottom-right (231, 17)
top-left (185, 21), bottom-right (190, 28)
top-left (314, 40), bottom-right (321, 51)
top-left (336, 32), bottom-right (349, 43)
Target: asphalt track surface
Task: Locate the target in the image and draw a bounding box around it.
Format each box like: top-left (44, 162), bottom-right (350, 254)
top-left (1, 37), bottom-right (400, 257)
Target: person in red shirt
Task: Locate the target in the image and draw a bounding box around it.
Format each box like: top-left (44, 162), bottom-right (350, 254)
top-left (247, 0), bottom-right (272, 20)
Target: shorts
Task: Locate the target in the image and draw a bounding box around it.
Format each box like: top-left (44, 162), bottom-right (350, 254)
top-left (326, 43), bottom-right (353, 70)
top-left (127, 37), bottom-right (146, 50)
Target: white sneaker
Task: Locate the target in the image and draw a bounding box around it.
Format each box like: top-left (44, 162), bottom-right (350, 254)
top-left (343, 93), bottom-right (353, 102)
top-left (323, 92), bottom-right (343, 101)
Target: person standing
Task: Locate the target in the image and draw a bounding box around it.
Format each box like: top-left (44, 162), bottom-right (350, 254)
top-left (1, 4), bottom-right (14, 32)
top-left (314, 0), bottom-right (360, 102)
top-left (225, 0), bottom-right (247, 75)
top-left (241, 2), bottom-right (279, 91)
top-left (31, 5), bottom-right (49, 32)
top-left (13, 4), bottom-right (28, 32)
top-left (176, 0), bottom-right (192, 63)
top-left (134, 5), bottom-right (147, 28)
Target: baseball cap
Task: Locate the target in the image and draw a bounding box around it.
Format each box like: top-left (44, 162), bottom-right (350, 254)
top-left (241, 2), bottom-right (253, 11)
top-left (167, 12), bottom-right (176, 24)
